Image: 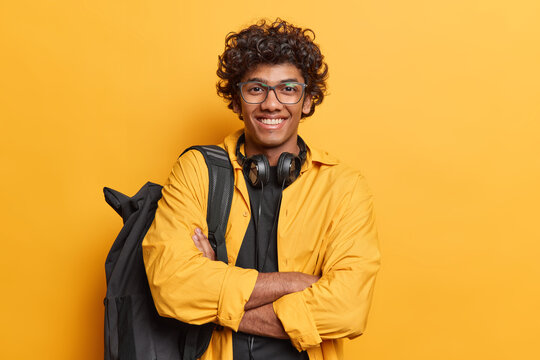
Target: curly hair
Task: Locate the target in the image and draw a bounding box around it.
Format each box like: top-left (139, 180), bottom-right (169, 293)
top-left (217, 18), bottom-right (328, 118)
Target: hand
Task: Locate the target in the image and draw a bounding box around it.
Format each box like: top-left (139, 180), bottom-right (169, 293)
top-left (192, 228), bottom-right (216, 261)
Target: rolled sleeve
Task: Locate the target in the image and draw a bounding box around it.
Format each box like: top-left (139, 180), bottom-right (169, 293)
top-left (273, 291), bottom-right (322, 351)
top-left (217, 265), bottom-right (258, 330)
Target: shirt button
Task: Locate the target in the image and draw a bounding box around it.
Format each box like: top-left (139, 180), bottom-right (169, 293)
top-left (243, 211), bottom-right (248, 217)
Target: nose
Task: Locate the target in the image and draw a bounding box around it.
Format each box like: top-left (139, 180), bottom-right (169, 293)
top-left (260, 88), bottom-right (283, 111)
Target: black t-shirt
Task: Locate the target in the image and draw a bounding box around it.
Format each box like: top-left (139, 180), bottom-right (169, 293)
top-left (232, 166), bottom-right (308, 360)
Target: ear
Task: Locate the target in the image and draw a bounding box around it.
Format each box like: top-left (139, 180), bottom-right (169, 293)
top-left (232, 98), bottom-right (243, 117)
top-left (233, 101), bottom-right (245, 120)
top-left (302, 94), bottom-right (312, 115)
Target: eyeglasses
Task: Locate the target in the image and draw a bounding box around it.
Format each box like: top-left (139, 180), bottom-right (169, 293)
top-left (237, 81), bottom-right (307, 105)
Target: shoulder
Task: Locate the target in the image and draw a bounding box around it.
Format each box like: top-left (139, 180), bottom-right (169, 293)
top-left (305, 145), bottom-right (373, 199)
top-left (164, 147), bottom-right (213, 198)
top-left (169, 148), bottom-right (207, 179)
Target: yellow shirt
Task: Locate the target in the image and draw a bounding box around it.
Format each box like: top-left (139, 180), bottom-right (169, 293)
top-left (142, 130), bottom-right (380, 360)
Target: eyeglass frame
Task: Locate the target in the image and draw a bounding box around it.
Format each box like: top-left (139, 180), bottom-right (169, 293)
top-left (237, 81), bottom-right (308, 105)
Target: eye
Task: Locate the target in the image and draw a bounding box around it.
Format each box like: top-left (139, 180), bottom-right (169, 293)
top-left (279, 83), bottom-right (300, 93)
top-left (246, 82), bottom-right (266, 94)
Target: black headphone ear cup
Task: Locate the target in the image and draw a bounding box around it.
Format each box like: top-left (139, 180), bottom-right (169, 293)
top-left (245, 154), bottom-right (270, 188)
top-left (276, 153), bottom-right (292, 186)
top-left (277, 153), bottom-right (301, 187)
top-left (256, 155), bottom-right (270, 186)
top-left (290, 156), bottom-right (302, 182)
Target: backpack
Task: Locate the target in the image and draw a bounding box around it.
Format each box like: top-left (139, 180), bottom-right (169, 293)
top-left (103, 146), bottom-right (234, 360)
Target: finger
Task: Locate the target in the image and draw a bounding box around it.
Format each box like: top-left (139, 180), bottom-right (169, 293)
top-left (195, 229), bottom-right (215, 261)
top-left (193, 229), bottom-right (215, 260)
top-left (195, 227), bottom-right (208, 241)
top-left (193, 234), bottom-right (212, 259)
top-left (192, 235), bottom-right (204, 252)
top-left (200, 238), bottom-right (215, 261)
top-left (194, 229), bottom-right (209, 248)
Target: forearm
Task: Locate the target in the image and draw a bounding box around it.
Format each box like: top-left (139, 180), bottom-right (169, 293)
top-left (244, 272), bottom-right (320, 310)
top-left (237, 303), bottom-right (288, 339)
top-left (235, 271), bottom-right (320, 338)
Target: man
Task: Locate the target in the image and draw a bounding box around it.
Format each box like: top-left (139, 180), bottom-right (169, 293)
top-left (142, 19), bottom-right (380, 360)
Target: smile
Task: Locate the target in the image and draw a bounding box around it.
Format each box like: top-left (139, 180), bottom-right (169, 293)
top-left (258, 118), bottom-right (286, 125)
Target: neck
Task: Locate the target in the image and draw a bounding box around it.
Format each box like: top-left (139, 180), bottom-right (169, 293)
top-left (244, 137), bottom-right (299, 166)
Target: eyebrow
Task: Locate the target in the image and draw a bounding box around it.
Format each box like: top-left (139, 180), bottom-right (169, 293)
top-left (246, 77), bottom-right (301, 84)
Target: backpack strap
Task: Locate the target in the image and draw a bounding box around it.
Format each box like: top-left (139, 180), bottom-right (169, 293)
top-left (181, 145), bottom-right (233, 264)
top-left (180, 145), bottom-right (234, 360)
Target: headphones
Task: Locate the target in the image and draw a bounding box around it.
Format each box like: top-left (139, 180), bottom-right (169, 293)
top-left (235, 133), bottom-right (307, 188)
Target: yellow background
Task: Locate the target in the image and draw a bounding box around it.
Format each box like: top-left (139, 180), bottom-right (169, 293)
top-left (1, 0), bottom-right (539, 359)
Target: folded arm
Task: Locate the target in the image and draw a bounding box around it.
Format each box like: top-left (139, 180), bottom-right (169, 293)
top-left (192, 228), bottom-right (319, 338)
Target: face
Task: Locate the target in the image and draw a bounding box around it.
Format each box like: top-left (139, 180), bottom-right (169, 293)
top-left (233, 63), bottom-right (312, 157)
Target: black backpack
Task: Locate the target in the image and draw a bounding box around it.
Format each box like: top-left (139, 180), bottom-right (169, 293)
top-left (103, 146), bottom-right (234, 360)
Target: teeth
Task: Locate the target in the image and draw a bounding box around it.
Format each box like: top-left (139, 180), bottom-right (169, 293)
top-left (260, 118), bottom-right (284, 125)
